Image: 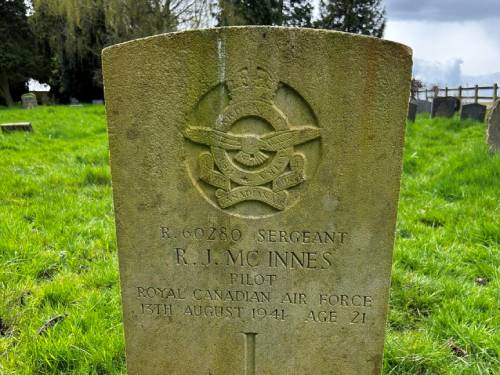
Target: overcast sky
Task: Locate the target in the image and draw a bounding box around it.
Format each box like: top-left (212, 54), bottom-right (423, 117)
top-left (383, 0), bottom-right (500, 86)
top-left (31, 1), bottom-right (500, 91)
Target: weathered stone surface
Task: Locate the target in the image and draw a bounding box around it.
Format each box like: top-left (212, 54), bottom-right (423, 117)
top-left (0, 122), bottom-right (32, 132)
top-left (21, 93), bottom-right (37, 109)
top-left (416, 99), bottom-right (431, 113)
top-left (103, 27), bottom-right (412, 375)
top-left (487, 100), bottom-right (500, 151)
top-left (432, 96), bottom-right (460, 118)
top-left (460, 103), bottom-right (486, 122)
top-left (407, 101), bottom-right (417, 122)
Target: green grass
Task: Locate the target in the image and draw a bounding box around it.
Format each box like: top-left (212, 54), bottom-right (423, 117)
top-left (0, 106), bottom-right (122, 374)
top-left (0, 106), bottom-right (498, 374)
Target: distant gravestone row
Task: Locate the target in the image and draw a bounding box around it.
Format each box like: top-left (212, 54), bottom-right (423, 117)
top-left (15, 94), bottom-right (104, 108)
top-left (409, 97), bottom-right (487, 124)
top-left (21, 93), bottom-right (37, 109)
top-left (487, 100), bottom-right (500, 151)
top-left (410, 95), bottom-right (496, 151)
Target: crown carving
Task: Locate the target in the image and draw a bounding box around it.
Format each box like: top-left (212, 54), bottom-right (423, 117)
top-left (227, 66), bottom-right (278, 102)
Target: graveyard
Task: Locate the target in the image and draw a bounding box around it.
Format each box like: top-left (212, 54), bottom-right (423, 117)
top-left (1, 1), bottom-right (500, 374)
top-left (0, 104), bottom-right (498, 374)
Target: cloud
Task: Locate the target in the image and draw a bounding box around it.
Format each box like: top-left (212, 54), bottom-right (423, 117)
top-left (412, 58), bottom-right (500, 87)
top-left (385, 0), bottom-right (500, 21)
top-left (413, 58), bottom-right (464, 86)
top-left (462, 72), bottom-right (500, 86)
top-left (385, 20), bottom-right (500, 76)
top-left (28, 79), bottom-right (50, 92)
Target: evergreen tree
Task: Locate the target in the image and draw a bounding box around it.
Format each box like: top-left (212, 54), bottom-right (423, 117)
top-left (0, 0), bottom-right (42, 106)
top-left (316, 0), bottom-right (386, 37)
top-left (284, 0), bottom-right (313, 27)
top-left (216, 0), bottom-right (312, 27)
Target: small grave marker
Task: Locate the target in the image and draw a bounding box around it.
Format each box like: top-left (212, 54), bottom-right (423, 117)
top-left (21, 93), bottom-right (37, 109)
top-left (432, 96), bottom-right (460, 118)
top-left (407, 101), bottom-right (417, 122)
top-left (70, 97), bottom-right (83, 106)
top-left (416, 99), bottom-right (431, 113)
top-left (1, 122), bottom-right (33, 133)
top-left (460, 103), bottom-right (486, 122)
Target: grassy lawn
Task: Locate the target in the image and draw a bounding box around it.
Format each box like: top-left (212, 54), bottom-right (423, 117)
top-left (0, 105), bottom-right (498, 374)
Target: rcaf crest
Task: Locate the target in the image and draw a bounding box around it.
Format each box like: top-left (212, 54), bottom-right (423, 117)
top-left (183, 65), bottom-right (321, 217)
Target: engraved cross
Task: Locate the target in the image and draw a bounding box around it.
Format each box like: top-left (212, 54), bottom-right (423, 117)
top-left (208, 332), bottom-right (258, 375)
top-left (243, 332), bottom-right (257, 375)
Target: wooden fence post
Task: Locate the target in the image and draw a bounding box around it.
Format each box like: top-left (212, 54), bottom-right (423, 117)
top-left (458, 86), bottom-right (462, 100)
top-left (494, 83), bottom-right (498, 102)
top-left (474, 85), bottom-right (479, 103)
top-left (445, 86), bottom-right (449, 96)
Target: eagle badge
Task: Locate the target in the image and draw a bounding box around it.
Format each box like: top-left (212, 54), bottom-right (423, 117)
top-left (182, 65), bottom-right (321, 215)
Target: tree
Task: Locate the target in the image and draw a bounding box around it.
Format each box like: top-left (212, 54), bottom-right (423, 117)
top-left (410, 78), bottom-right (423, 100)
top-left (30, 0), bottom-right (211, 102)
top-left (30, 0), bottom-right (105, 102)
top-left (0, 0), bottom-right (41, 106)
top-left (215, 0), bottom-right (313, 27)
top-left (315, 0), bottom-right (386, 38)
top-left (284, 0), bottom-right (313, 27)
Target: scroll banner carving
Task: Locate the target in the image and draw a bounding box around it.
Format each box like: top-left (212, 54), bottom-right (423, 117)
top-left (272, 154), bottom-right (305, 192)
top-left (199, 153), bottom-right (231, 191)
top-left (216, 187), bottom-right (288, 210)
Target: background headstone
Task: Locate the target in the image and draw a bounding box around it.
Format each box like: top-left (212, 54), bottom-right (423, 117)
top-left (70, 97), bottom-right (83, 106)
top-left (460, 103), bottom-right (487, 122)
top-left (487, 100), bottom-right (500, 151)
top-left (416, 99), bottom-right (431, 114)
top-left (407, 101), bottom-right (417, 122)
top-left (432, 96), bottom-right (460, 118)
top-left (103, 27), bottom-right (412, 375)
top-left (1, 122), bottom-right (33, 132)
top-left (21, 93), bottom-right (38, 109)
top-left (92, 99), bottom-right (104, 105)
top-left (32, 91), bottom-right (51, 105)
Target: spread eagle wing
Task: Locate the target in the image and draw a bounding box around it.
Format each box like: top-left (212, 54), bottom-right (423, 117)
top-left (259, 127), bottom-right (321, 151)
top-left (183, 127), bottom-right (242, 150)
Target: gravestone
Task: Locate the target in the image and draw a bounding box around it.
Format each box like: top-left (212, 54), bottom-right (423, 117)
top-left (460, 103), bottom-right (486, 122)
top-left (92, 99), bottom-right (104, 105)
top-left (432, 96), bottom-right (460, 118)
top-left (32, 91), bottom-right (51, 105)
top-left (21, 93), bottom-right (37, 109)
top-left (416, 99), bottom-right (431, 114)
top-left (70, 97), bottom-right (83, 106)
top-left (1, 122), bottom-right (33, 132)
top-left (487, 100), bottom-right (500, 151)
top-left (407, 101), bottom-right (417, 122)
top-left (103, 27), bottom-right (412, 375)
